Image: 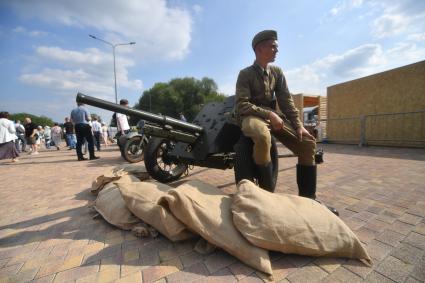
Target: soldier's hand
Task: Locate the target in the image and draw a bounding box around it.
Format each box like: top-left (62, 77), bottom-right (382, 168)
top-left (297, 126), bottom-right (315, 141)
top-left (268, 112), bottom-right (284, 131)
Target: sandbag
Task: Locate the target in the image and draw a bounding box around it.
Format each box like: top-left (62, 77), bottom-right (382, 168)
top-left (232, 180), bottom-right (372, 265)
top-left (91, 164), bottom-right (150, 195)
top-left (159, 180), bottom-right (273, 275)
top-left (94, 174), bottom-right (141, 230)
top-left (117, 181), bottom-right (196, 242)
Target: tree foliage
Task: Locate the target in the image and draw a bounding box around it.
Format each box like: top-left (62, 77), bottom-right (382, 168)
top-left (133, 77), bottom-right (226, 123)
top-left (9, 113), bottom-right (55, 127)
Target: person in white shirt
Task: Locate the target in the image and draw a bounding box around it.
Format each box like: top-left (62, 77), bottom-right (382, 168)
top-left (101, 122), bottom-right (109, 147)
top-left (0, 111), bottom-right (19, 162)
top-left (14, 120), bottom-right (26, 152)
top-left (117, 99), bottom-right (131, 135)
top-left (91, 117), bottom-right (102, 151)
top-left (51, 123), bottom-right (63, 150)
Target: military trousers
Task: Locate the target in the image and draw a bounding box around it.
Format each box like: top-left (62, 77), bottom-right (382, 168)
top-left (241, 115), bottom-right (316, 166)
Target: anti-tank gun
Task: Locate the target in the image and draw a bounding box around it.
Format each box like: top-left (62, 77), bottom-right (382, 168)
top-left (76, 92), bottom-right (252, 183)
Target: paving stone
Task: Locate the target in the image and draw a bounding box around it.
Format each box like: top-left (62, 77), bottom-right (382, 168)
top-left (375, 256), bottom-right (413, 282)
top-left (0, 259), bottom-right (8, 269)
top-left (96, 264), bottom-right (121, 283)
top-left (269, 257), bottom-right (297, 281)
top-left (284, 254), bottom-right (313, 268)
top-left (321, 266), bottom-right (363, 282)
top-left (414, 223), bottom-right (425, 236)
top-left (366, 204), bottom-right (386, 215)
top-left (236, 273), bottom-right (263, 283)
top-left (285, 263), bottom-right (328, 283)
top-left (411, 257), bottom-right (425, 282)
top-left (173, 240), bottom-right (194, 256)
top-left (353, 211), bottom-right (379, 222)
top-left (3, 266), bottom-right (39, 282)
top-left (364, 271), bottom-right (396, 283)
top-left (199, 267), bottom-right (237, 283)
top-left (363, 219), bottom-right (390, 233)
top-left (120, 259), bottom-right (144, 278)
top-left (388, 221), bottom-right (415, 235)
top-left (343, 217), bottom-right (367, 231)
top-left (31, 274), bottom-right (56, 283)
top-left (204, 250), bottom-right (237, 274)
top-left (228, 261), bottom-right (255, 280)
top-left (114, 271), bottom-right (142, 283)
top-left (365, 240), bottom-right (393, 261)
top-left (179, 251), bottom-right (207, 268)
top-left (404, 277), bottom-right (422, 283)
top-left (158, 247), bottom-right (179, 262)
top-left (313, 257), bottom-right (346, 273)
top-left (0, 262), bottom-right (24, 278)
top-left (142, 257), bottom-right (182, 283)
top-left (403, 232), bottom-right (425, 250)
top-left (399, 213), bottom-right (423, 225)
top-left (53, 264), bottom-right (99, 282)
top-left (375, 229), bottom-right (406, 247)
top-left (342, 259), bottom-right (373, 278)
top-left (355, 227), bottom-right (381, 244)
top-left (391, 242), bottom-right (424, 264)
top-left (406, 206), bottom-right (425, 218)
top-left (166, 262), bottom-right (209, 283)
top-left (123, 249), bottom-right (139, 263)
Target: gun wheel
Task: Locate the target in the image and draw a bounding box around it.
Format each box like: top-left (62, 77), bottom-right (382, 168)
top-left (122, 136), bottom-right (148, 163)
top-left (144, 137), bottom-right (188, 183)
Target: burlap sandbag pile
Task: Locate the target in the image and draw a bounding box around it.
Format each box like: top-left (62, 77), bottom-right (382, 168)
top-left (92, 164), bottom-right (371, 275)
top-left (116, 181), bottom-right (196, 242)
top-left (159, 180), bottom-right (273, 275)
top-left (93, 174), bottom-right (142, 230)
top-left (91, 163), bottom-right (150, 195)
top-left (232, 180), bottom-right (372, 266)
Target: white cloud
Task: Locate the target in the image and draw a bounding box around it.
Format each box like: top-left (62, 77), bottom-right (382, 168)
top-left (408, 33), bottom-right (425, 42)
top-left (285, 40), bottom-right (425, 94)
top-left (12, 26), bottom-right (48, 37)
top-left (9, 0), bottom-right (194, 60)
top-left (328, 0), bottom-right (363, 17)
top-left (370, 0), bottom-right (425, 38)
top-left (20, 46), bottom-right (142, 99)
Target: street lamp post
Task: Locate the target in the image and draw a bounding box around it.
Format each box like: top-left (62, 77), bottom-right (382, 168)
top-left (89, 35), bottom-right (135, 104)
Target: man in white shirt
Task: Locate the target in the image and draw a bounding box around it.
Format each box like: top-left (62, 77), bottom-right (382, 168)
top-left (117, 99), bottom-right (130, 135)
top-left (91, 117), bottom-right (102, 151)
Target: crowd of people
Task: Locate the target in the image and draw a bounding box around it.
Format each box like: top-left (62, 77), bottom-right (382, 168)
top-left (0, 109), bottom-right (112, 163)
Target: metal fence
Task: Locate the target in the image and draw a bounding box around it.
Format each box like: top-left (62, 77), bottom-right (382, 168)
top-left (319, 110), bottom-right (425, 147)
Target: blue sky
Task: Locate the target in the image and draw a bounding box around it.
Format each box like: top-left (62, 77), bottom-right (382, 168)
top-left (1, 0), bottom-right (424, 123)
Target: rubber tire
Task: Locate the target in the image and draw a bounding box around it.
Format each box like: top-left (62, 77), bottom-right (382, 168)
top-left (144, 137), bottom-right (188, 183)
top-left (122, 136), bottom-right (146, 163)
top-left (234, 134), bottom-right (279, 191)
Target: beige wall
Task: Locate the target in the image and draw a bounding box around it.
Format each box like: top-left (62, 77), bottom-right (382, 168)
top-left (326, 60), bottom-right (425, 147)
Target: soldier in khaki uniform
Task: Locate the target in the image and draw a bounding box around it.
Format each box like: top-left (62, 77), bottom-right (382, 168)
top-left (235, 30), bottom-right (337, 215)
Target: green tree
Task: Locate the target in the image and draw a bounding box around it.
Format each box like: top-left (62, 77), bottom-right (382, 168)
top-left (134, 77), bottom-right (226, 123)
top-left (10, 113), bottom-right (55, 127)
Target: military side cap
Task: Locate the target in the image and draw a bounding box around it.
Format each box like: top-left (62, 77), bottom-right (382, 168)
top-left (252, 30), bottom-right (278, 50)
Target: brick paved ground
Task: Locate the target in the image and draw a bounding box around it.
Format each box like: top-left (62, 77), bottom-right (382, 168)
top-left (0, 143), bottom-right (424, 282)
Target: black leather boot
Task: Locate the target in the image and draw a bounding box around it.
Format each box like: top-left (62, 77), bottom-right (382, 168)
top-left (297, 164), bottom-right (339, 216)
top-left (297, 164), bottom-right (317, 198)
top-left (257, 162), bottom-right (275, 193)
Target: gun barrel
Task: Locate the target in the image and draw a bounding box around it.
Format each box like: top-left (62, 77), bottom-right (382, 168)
top-left (76, 92), bottom-right (203, 134)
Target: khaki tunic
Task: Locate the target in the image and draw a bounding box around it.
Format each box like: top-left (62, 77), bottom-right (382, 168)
top-left (235, 62), bottom-right (315, 165)
top-left (235, 62), bottom-right (302, 130)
